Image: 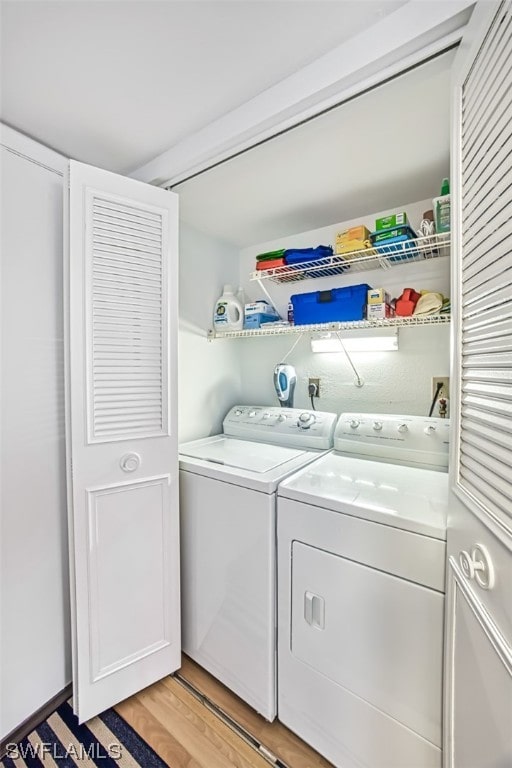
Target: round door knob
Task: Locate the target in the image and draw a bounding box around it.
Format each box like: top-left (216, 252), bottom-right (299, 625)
top-left (350, 419), bottom-right (360, 429)
top-left (120, 453), bottom-right (141, 473)
top-left (459, 544), bottom-right (495, 590)
top-left (424, 425), bottom-right (436, 435)
top-left (373, 421), bottom-right (383, 431)
top-left (397, 424), bottom-right (408, 433)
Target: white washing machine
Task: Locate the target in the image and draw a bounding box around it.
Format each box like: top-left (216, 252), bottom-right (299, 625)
top-left (277, 412), bottom-right (450, 768)
top-left (179, 404), bottom-right (337, 720)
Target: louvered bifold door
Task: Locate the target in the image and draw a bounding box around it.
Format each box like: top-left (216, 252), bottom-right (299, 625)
top-left (457, 0), bottom-right (512, 536)
top-left (67, 161), bottom-right (180, 722)
top-left (90, 194), bottom-right (167, 441)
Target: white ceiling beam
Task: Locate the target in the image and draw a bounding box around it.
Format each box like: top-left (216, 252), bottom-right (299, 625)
top-left (129, 0), bottom-right (475, 187)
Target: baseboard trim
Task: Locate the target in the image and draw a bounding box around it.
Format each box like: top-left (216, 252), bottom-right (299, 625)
top-left (0, 683), bottom-right (73, 758)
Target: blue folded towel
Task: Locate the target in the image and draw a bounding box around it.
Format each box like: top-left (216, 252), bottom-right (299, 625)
top-left (284, 245), bottom-right (333, 264)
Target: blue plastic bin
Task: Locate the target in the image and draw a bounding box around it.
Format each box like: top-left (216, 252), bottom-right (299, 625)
top-left (291, 284), bottom-right (371, 325)
top-left (370, 225), bottom-right (419, 263)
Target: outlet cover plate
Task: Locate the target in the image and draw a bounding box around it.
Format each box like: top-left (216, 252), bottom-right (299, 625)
top-left (308, 377), bottom-right (320, 397)
top-left (432, 376), bottom-right (449, 399)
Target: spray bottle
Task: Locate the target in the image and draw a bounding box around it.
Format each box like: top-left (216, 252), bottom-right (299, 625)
top-left (433, 178), bottom-right (451, 233)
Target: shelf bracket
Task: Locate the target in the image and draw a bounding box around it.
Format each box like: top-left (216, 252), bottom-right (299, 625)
top-left (255, 278), bottom-right (280, 317)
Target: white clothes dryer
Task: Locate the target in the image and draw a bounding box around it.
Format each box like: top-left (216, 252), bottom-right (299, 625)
top-left (277, 412), bottom-right (450, 768)
top-left (179, 404), bottom-right (337, 721)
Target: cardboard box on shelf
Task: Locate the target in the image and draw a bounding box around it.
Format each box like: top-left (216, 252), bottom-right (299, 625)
top-left (367, 288), bottom-right (391, 305)
top-left (366, 302), bottom-right (395, 319)
top-left (336, 225), bottom-right (371, 244)
top-left (335, 225), bottom-right (372, 255)
top-left (375, 212), bottom-right (409, 231)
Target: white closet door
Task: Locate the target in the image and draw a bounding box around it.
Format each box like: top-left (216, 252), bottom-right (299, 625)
top-left (446, 2), bottom-right (512, 765)
top-left (67, 161), bottom-right (180, 722)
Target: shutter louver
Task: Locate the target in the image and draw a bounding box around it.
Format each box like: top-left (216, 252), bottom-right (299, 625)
top-left (459, 0), bottom-right (512, 528)
top-left (88, 194), bottom-right (168, 441)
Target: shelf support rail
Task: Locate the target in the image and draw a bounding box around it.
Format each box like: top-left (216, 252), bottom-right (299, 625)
top-left (255, 278), bottom-right (281, 317)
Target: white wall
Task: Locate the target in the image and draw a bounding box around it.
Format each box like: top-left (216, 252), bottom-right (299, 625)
top-left (0, 127), bottom-right (71, 738)
top-left (178, 224), bottom-right (242, 442)
top-left (237, 199), bottom-right (450, 416)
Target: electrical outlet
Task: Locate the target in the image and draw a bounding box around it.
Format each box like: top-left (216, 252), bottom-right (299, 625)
top-left (308, 377), bottom-right (320, 397)
top-left (432, 376), bottom-right (450, 400)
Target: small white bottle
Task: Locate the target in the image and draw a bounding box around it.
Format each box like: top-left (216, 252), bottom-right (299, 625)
top-left (213, 285), bottom-right (244, 332)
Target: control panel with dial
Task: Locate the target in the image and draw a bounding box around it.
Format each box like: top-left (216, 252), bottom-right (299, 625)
top-left (223, 406), bottom-right (337, 450)
top-left (334, 413), bottom-right (450, 469)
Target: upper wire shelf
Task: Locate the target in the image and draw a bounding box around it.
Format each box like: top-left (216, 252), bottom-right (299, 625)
top-left (250, 232), bottom-right (450, 284)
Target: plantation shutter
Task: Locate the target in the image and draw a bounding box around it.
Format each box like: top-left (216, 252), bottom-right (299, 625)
top-left (459, 0), bottom-right (512, 532)
top-left (89, 193), bottom-right (168, 441)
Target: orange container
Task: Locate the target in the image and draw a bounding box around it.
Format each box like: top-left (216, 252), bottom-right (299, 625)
top-left (395, 288), bottom-right (421, 316)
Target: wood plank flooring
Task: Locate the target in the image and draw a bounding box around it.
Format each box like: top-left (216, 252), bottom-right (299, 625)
top-left (115, 655), bottom-right (333, 768)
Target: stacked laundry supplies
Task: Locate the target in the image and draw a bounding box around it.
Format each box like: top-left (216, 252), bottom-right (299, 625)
top-left (255, 245), bottom-right (337, 277)
top-left (255, 248), bottom-right (286, 271)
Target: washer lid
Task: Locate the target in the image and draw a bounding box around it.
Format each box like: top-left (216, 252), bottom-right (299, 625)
top-left (278, 453), bottom-right (448, 539)
top-left (180, 436), bottom-right (307, 473)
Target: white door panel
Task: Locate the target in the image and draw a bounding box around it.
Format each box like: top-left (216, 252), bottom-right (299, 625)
top-left (447, 1), bottom-right (512, 764)
top-left (445, 555), bottom-right (512, 768)
top-left (87, 477), bottom-right (171, 679)
top-left (67, 161), bottom-right (180, 722)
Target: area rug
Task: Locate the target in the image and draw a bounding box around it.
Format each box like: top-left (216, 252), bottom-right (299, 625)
top-left (1, 699), bottom-right (168, 767)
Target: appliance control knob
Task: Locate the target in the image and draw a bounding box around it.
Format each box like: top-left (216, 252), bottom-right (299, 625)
top-left (424, 425), bottom-right (436, 435)
top-left (297, 412), bottom-right (315, 429)
top-left (262, 412), bottom-right (271, 419)
top-left (277, 413), bottom-right (286, 422)
top-left (397, 423), bottom-right (408, 433)
top-left (234, 409), bottom-right (243, 416)
top-left (350, 419), bottom-right (360, 429)
top-left (373, 421), bottom-right (383, 431)
top-left (248, 410), bottom-right (257, 417)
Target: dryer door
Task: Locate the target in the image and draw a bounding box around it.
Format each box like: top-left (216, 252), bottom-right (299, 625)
top-left (290, 541), bottom-right (443, 753)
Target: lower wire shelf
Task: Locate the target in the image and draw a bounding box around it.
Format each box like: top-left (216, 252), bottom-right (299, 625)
top-left (208, 314), bottom-right (451, 340)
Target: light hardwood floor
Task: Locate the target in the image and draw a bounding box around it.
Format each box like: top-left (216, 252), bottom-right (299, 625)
top-left (115, 655), bottom-right (333, 768)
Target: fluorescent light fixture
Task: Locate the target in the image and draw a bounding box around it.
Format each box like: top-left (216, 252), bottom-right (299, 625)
top-left (311, 329), bottom-right (399, 353)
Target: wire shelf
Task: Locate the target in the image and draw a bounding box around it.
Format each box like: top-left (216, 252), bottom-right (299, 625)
top-left (208, 314), bottom-right (451, 340)
top-left (250, 232), bottom-right (450, 284)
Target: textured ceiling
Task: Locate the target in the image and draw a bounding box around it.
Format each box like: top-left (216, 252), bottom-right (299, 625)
top-left (0, 0), bottom-right (406, 173)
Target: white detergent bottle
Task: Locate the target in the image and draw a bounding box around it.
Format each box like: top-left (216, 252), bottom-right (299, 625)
top-left (213, 284), bottom-right (244, 332)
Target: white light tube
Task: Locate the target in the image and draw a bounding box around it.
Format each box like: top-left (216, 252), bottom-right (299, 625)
top-left (311, 329), bottom-right (399, 353)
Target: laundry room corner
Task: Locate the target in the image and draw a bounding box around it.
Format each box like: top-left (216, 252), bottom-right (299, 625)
top-left (178, 225), bottom-right (243, 442)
